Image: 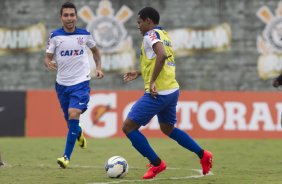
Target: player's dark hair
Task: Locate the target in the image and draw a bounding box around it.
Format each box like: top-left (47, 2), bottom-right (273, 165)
top-left (138, 7), bottom-right (160, 24)
top-left (60, 2), bottom-right (77, 15)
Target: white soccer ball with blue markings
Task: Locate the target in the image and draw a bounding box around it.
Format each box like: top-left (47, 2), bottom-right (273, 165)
top-left (105, 156), bottom-right (128, 178)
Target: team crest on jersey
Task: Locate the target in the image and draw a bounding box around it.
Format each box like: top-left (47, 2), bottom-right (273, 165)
top-left (148, 30), bottom-right (158, 41)
top-left (77, 37), bottom-right (84, 45)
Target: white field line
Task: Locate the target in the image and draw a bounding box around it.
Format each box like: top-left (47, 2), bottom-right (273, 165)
top-left (4, 164), bottom-right (214, 174)
top-left (0, 162), bottom-right (10, 168)
top-left (1, 163), bottom-right (214, 184)
top-left (36, 164), bottom-right (203, 171)
top-left (87, 169), bottom-right (214, 184)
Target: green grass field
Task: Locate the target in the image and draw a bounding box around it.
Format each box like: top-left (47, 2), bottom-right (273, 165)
top-left (0, 138), bottom-right (282, 184)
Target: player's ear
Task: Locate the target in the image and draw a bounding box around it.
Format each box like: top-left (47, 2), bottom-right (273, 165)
top-left (145, 18), bottom-right (152, 24)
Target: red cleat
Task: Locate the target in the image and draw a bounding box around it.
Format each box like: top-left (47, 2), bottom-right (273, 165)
top-left (142, 160), bottom-right (167, 179)
top-left (200, 150), bottom-right (213, 175)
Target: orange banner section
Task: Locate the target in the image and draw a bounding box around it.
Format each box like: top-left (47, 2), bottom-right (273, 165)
top-left (26, 90), bottom-right (282, 139)
top-left (26, 90), bottom-right (67, 137)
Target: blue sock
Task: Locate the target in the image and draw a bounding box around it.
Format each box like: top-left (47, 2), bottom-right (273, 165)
top-left (127, 130), bottom-right (159, 163)
top-left (64, 119), bottom-right (80, 160)
top-left (66, 121), bottom-right (82, 134)
top-left (169, 128), bottom-right (202, 157)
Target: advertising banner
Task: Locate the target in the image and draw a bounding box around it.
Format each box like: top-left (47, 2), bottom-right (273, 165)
top-left (26, 90), bottom-right (282, 139)
top-left (0, 23), bottom-right (46, 55)
top-left (0, 91), bottom-right (25, 136)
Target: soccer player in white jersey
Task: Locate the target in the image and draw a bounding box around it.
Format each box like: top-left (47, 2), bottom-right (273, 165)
top-left (44, 2), bottom-right (104, 169)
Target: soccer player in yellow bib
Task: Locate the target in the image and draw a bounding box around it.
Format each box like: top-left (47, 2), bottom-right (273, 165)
top-left (122, 7), bottom-right (213, 179)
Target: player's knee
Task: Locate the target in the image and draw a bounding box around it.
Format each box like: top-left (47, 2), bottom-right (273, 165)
top-left (160, 124), bottom-right (174, 136)
top-left (68, 109), bottom-right (81, 119)
top-left (68, 112), bottom-right (79, 119)
top-left (122, 123), bottom-right (128, 135)
top-left (122, 118), bottom-right (140, 135)
top-left (160, 128), bottom-right (172, 136)
top-left (122, 123), bottom-right (135, 135)
top-left (122, 121), bottom-right (132, 135)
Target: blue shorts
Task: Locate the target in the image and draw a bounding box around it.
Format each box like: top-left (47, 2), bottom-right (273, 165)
top-left (55, 80), bottom-right (90, 121)
top-left (127, 90), bottom-right (179, 126)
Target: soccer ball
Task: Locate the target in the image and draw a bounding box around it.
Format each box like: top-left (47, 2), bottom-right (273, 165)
top-left (105, 156), bottom-right (128, 178)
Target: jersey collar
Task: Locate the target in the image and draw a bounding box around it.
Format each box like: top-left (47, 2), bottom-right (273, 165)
top-left (153, 26), bottom-right (163, 30)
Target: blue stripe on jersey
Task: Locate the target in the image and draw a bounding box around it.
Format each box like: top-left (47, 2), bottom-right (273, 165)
top-left (154, 31), bottom-right (160, 39)
top-left (50, 27), bottom-right (90, 38)
top-left (153, 26), bottom-right (163, 30)
top-left (144, 26), bottom-right (163, 36)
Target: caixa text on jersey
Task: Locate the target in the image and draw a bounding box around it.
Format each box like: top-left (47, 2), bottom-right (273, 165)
top-left (60, 49), bottom-right (84, 56)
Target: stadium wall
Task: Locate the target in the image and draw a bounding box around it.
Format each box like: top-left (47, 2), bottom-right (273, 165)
top-left (1, 0), bottom-right (282, 138)
top-left (0, 0), bottom-right (281, 91)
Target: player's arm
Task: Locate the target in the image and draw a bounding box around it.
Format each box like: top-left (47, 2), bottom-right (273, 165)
top-left (44, 53), bottom-right (57, 70)
top-left (123, 70), bottom-right (141, 83)
top-left (90, 46), bottom-right (104, 79)
top-left (45, 32), bottom-right (57, 71)
top-left (150, 42), bottom-right (167, 97)
top-left (273, 73), bottom-right (282, 87)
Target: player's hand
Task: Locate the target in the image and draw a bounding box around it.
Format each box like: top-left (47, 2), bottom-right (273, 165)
top-left (95, 69), bottom-right (104, 79)
top-left (123, 71), bottom-right (139, 83)
top-left (150, 82), bottom-right (158, 99)
top-left (45, 60), bottom-right (57, 71)
top-left (273, 78), bottom-right (280, 88)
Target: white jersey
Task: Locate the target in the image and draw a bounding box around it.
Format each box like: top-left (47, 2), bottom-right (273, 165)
top-left (46, 27), bottom-right (96, 86)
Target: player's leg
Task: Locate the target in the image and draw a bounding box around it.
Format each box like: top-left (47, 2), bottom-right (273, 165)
top-left (123, 118), bottom-right (166, 179)
top-left (55, 82), bottom-right (71, 168)
top-left (160, 123), bottom-right (203, 155)
top-left (163, 125), bottom-right (213, 175)
top-left (0, 152), bottom-right (4, 167)
top-left (55, 82), bottom-right (70, 124)
top-left (123, 118), bottom-right (160, 165)
top-left (57, 81), bottom-right (90, 168)
top-left (77, 123), bottom-right (86, 149)
top-left (70, 81), bottom-right (90, 149)
top-left (158, 90), bottom-right (213, 175)
top-left (57, 108), bottom-right (82, 168)
top-left (122, 93), bottom-right (166, 179)
top-left (157, 90), bottom-right (201, 155)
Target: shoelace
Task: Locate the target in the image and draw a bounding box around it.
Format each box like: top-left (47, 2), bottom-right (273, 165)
top-left (146, 163), bottom-right (154, 169)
